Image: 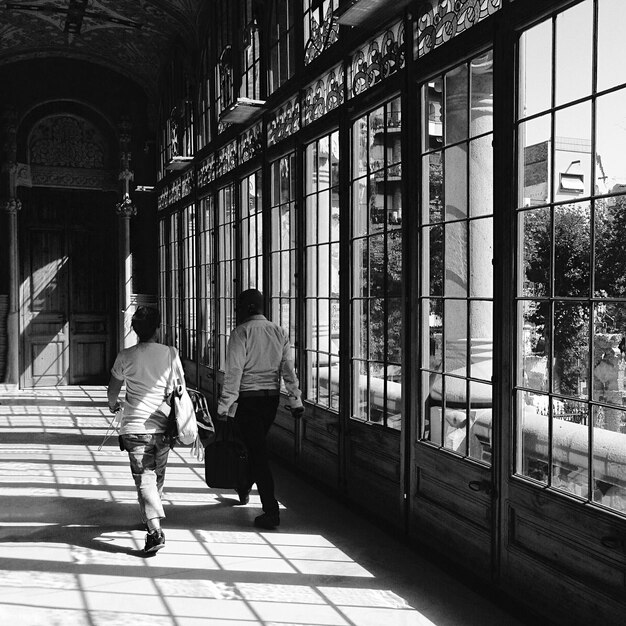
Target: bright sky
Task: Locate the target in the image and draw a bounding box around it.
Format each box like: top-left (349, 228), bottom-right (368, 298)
top-left (520, 0), bottom-right (626, 186)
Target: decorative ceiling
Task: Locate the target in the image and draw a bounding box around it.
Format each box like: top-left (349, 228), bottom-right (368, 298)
top-left (0, 0), bottom-right (206, 98)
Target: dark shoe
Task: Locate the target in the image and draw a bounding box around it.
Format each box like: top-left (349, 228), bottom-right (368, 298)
top-left (144, 529), bottom-right (165, 553)
top-left (254, 512), bottom-right (280, 530)
top-left (237, 489), bottom-right (250, 505)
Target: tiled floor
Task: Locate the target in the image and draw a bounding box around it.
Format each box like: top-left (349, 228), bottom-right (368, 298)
top-left (0, 386), bottom-right (528, 626)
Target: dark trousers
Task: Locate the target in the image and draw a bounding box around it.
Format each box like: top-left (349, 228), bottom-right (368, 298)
top-left (235, 395), bottom-right (280, 514)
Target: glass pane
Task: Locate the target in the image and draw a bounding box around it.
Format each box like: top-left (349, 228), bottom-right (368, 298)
top-left (369, 298), bottom-right (385, 362)
top-left (517, 390), bottom-right (549, 484)
top-left (554, 202), bottom-right (590, 297)
top-left (445, 299), bottom-right (467, 377)
top-left (555, 0), bottom-right (592, 106)
top-left (427, 299), bottom-right (443, 371)
top-left (594, 197), bottom-right (626, 298)
top-left (597, 0), bottom-right (626, 92)
top-left (445, 64), bottom-right (468, 145)
top-left (424, 152), bottom-right (443, 224)
top-left (444, 146), bottom-right (467, 220)
top-left (469, 217), bottom-right (493, 298)
top-left (444, 221), bottom-right (467, 298)
top-left (596, 88), bottom-right (626, 189)
top-left (469, 300), bottom-right (492, 381)
top-left (352, 360), bottom-right (368, 420)
top-left (353, 116), bottom-right (368, 179)
top-left (424, 372), bottom-right (443, 445)
top-left (519, 114), bottom-right (552, 207)
top-left (554, 102), bottom-right (591, 201)
top-left (444, 375), bottom-right (467, 452)
top-left (519, 207), bottom-right (550, 298)
top-left (470, 50), bottom-right (493, 136)
top-left (387, 296), bottom-right (402, 363)
top-left (552, 398), bottom-right (589, 498)
top-left (306, 195), bottom-right (317, 245)
top-left (425, 78), bottom-right (443, 151)
top-left (469, 135), bottom-right (493, 217)
top-left (386, 363), bottom-right (402, 430)
top-left (469, 381), bottom-right (492, 462)
top-left (519, 19), bottom-right (552, 118)
top-left (352, 237), bottom-right (367, 298)
top-left (592, 405), bottom-right (626, 512)
top-left (352, 298), bottom-right (367, 359)
top-left (553, 301), bottom-right (589, 399)
top-left (592, 302), bottom-right (625, 407)
top-left (352, 179), bottom-right (368, 238)
top-left (426, 224), bottom-right (443, 297)
top-left (519, 300), bottom-right (549, 392)
top-left (387, 230), bottom-right (402, 297)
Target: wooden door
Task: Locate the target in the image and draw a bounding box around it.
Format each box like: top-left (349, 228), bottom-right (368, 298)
top-left (500, 4), bottom-right (626, 623)
top-left (21, 189), bottom-right (115, 387)
top-left (408, 49), bottom-right (497, 576)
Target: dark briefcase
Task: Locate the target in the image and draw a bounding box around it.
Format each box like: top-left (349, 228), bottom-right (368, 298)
top-left (204, 417), bottom-right (250, 489)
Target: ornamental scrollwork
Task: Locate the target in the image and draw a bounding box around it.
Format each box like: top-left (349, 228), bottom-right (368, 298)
top-left (303, 64), bottom-right (344, 127)
top-left (350, 21), bottom-right (405, 98)
top-left (29, 115), bottom-right (107, 169)
top-left (240, 123), bottom-right (263, 163)
top-left (416, 0), bottom-right (502, 58)
top-left (304, 1), bottom-right (340, 66)
top-left (268, 97), bottom-right (301, 147)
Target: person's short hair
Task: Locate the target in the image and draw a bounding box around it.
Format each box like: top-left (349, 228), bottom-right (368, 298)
top-left (236, 289), bottom-right (264, 319)
top-left (131, 306), bottom-right (160, 342)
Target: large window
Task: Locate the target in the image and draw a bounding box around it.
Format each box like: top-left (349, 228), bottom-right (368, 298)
top-left (516, 0), bottom-right (626, 513)
top-left (218, 184), bottom-right (237, 369)
top-left (166, 212), bottom-right (180, 348)
top-left (350, 98), bottom-right (403, 430)
top-left (240, 170), bottom-right (263, 290)
top-left (268, 0), bottom-right (296, 94)
top-left (419, 51), bottom-right (494, 463)
top-left (270, 153), bottom-right (297, 345)
top-left (240, 0), bottom-right (261, 101)
top-left (304, 131), bottom-right (340, 410)
top-left (181, 204), bottom-right (197, 361)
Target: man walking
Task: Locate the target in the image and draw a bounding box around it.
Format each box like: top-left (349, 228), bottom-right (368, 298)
top-left (217, 289), bottom-right (304, 529)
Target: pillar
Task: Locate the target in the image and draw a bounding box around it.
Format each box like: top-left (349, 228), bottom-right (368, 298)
top-left (2, 196), bottom-right (21, 385)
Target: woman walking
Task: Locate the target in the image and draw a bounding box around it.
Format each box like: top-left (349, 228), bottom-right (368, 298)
top-left (107, 306), bottom-right (182, 553)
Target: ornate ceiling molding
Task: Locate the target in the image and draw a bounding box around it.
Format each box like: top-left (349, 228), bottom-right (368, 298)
top-left (0, 0), bottom-right (205, 99)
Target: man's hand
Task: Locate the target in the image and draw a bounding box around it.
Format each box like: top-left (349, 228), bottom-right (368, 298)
top-left (109, 401), bottom-right (121, 414)
top-left (289, 406), bottom-right (304, 419)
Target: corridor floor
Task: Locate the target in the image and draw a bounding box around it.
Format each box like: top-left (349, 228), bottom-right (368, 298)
top-left (0, 386), bottom-right (528, 626)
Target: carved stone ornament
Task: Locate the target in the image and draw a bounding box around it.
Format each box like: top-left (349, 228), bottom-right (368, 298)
top-left (115, 194), bottom-right (137, 218)
top-left (2, 198), bottom-right (22, 214)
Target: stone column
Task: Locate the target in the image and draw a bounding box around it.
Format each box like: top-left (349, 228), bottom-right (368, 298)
top-left (2, 196), bottom-right (21, 385)
top-left (1, 108), bottom-right (20, 385)
top-left (116, 118), bottom-right (137, 349)
top-left (116, 193), bottom-right (136, 349)
top-left (443, 57), bottom-right (493, 381)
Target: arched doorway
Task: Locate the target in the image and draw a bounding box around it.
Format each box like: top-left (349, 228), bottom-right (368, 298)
top-left (18, 112), bottom-right (119, 387)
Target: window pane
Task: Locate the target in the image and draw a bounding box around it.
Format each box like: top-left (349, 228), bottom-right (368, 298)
top-left (597, 0), bottom-right (626, 92)
top-left (517, 390), bottom-right (550, 484)
top-left (555, 0), bottom-right (592, 106)
top-left (554, 202), bottom-right (590, 297)
top-left (518, 300), bottom-right (549, 392)
top-left (519, 114), bottom-right (551, 207)
top-left (519, 207), bottom-right (550, 298)
top-left (519, 19), bottom-right (552, 118)
top-left (596, 88), bottom-right (626, 189)
top-left (553, 301), bottom-right (589, 399)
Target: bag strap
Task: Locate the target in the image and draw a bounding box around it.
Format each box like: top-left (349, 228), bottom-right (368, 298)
top-left (169, 345), bottom-right (186, 391)
top-left (165, 346), bottom-right (175, 398)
